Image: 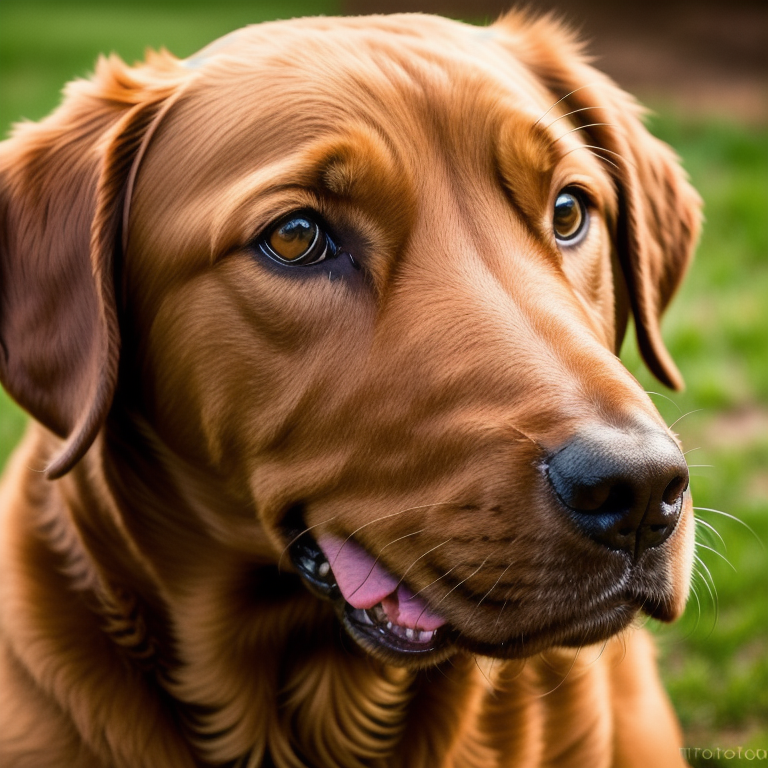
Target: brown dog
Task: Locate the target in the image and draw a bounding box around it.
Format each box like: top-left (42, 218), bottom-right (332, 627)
top-left (0, 12), bottom-right (701, 768)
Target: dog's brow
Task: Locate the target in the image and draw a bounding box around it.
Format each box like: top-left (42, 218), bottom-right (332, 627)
top-left (316, 133), bottom-right (400, 200)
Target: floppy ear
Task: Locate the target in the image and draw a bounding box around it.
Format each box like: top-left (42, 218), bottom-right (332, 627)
top-left (0, 52), bottom-right (184, 478)
top-left (495, 13), bottom-right (702, 390)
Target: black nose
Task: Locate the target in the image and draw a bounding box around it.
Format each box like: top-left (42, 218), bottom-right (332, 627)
top-left (546, 426), bottom-right (689, 559)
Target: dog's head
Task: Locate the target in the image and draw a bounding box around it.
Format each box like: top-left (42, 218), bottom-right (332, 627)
top-left (0, 14), bottom-right (700, 666)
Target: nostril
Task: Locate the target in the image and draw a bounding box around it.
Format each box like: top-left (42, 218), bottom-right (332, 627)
top-left (599, 483), bottom-right (633, 515)
top-left (547, 425), bottom-right (689, 558)
top-left (570, 482), bottom-right (610, 511)
top-left (567, 482), bottom-right (634, 514)
top-left (662, 473), bottom-right (688, 506)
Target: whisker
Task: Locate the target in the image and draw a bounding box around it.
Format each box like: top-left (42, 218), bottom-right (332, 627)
top-left (501, 657), bottom-right (528, 686)
top-left (467, 562), bottom-right (514, 622)
top-left (683, 446), bottom-right (702, 456)
top-left (413, 557), bottom-right (490, 627)
top-left (593, 638), bottom-right (611, 665)
top-left (671, 582), bottom-right (701, 644)
top-left (396, 539), bottom-right (453, 586)
top-left (585, 149), bottom-right (620, 171)
top-left (696, 543), bottom-right (736, 572)
top-left (332, 501), bottom-right (455, 568)
top-left (691, 562), bottom-right (718, 638)
top-left (560, 143), bottom-right (619, 170)
top-left (537, 647), bottom-right (581, 698)
top-left (486, 656), bottom-right (496, 688)
top-left (406, 564), bottom-right (459, 601)
top-left (533, 83), bottom-right (600, 127)
top-left (645, 390), bottom-right (683, 415)
top-left (473, 654), bottom-right (495, 692)
top-left (560, 143), bottom-right (634, 170)
top-left (693, 555), bottom-right (719, 616)
top-left (544, 105), bottom-right (611, 129)
top-left (694, 517), bottom-right (727, 551)
top-left (634, 612), bottom-right (651, 629)
top-left (345, 529), bottom-right (426, 600)
top-left (494, 600), bottom-right (509, 631)
top-left (618, 633), bottom-right (629, 665)
top-left (689, 583), bottom-right (702, 635)
top-left (687, 464), bottom-right (714, 469)
top-left (554, 122), bottom-right (618, 141)
top-left (694, 507), bottom-right (764, 549)
top-left (668, 409), bottom-right (704, 430)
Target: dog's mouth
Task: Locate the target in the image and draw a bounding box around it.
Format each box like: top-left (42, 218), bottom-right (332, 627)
top-left (287, 529), bottom-right (667, 663)
top-left (289, 532), bottom-right (449, 658)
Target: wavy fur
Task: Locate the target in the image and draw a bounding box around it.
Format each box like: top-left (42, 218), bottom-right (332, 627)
top-left (0, 13), bottom-right (699, 767)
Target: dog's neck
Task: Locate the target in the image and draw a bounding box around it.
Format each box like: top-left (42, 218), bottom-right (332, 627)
top-left (13, 416), bottom-right (614, 767)
top-left (41, 417), bottom-right (477, 764)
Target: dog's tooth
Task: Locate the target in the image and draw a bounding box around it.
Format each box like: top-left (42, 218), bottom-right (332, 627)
top-left (417, 630), bottom-right (434, 643)
top-left (318, 561), bottom-right (330, 578)
top-left (386, 621), bottom-right (393, 630)
top-left (370, 603), bottom-right (387, 623)
top-left (405, 628), bottom-right (415, 641)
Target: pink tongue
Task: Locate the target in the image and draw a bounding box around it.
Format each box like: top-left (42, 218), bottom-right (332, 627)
top-left (317, 534), bottom-right (446, 632)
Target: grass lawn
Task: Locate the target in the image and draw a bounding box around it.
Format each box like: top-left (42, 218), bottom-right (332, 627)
top-left (1, 2), bottom-right (766, 762)
top-left (622, 112), bottom-right (768, 763)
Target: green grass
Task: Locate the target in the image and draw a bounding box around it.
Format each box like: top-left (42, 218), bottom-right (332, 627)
top-left (0, 0), bottom-right (341, 129)
top-left (1, 1), bottom-right (766, 756)
top-left (621, 114), bottom-right (768, 756)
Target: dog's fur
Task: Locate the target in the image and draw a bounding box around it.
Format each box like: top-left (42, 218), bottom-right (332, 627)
top-left (0, 12), bottom-right (701, 768)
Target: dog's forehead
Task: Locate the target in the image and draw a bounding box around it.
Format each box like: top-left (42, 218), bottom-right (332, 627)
top-left (153, 15), bottom-right (580, 216)
top-left (128, 16), bottom-right (617, 287)
top-left (180, 16), bottom-right (555, 130)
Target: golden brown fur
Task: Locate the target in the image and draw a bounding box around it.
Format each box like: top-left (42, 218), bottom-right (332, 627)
top-left (0, 12), bottom-right (700, 767)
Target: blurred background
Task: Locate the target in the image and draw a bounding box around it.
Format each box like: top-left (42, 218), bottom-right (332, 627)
top-left (1, 0), bottom-right (766, 763)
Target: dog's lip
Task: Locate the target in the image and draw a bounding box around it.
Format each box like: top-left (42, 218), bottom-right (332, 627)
top-left (343, 603), bottom-right (443, 655)
top-left (287, 529), bottom-right (665, 660)
top-left (288, 531), bottom-right (450, 656)
top-left (454, 602), bottom-right (639, 659)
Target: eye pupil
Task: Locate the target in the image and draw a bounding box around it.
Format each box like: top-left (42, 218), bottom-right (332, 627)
top-left (553, 190), bottom-right (587, 243)
top-left (269, 217), bottom-right (318, 261)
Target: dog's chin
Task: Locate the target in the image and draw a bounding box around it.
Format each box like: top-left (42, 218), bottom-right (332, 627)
top-left (340, 603), bottom-right (460, 667)
top-left (287, 530), bottom-right (666, 668)
top-left (341, 610), bottom-right (642, 670)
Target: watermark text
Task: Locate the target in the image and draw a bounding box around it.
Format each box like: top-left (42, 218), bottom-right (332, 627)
top-left (681, 747), bottom-right (767, 761)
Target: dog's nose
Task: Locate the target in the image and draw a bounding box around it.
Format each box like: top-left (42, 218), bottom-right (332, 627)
top-left (546, 426), bottom-right (689, 559)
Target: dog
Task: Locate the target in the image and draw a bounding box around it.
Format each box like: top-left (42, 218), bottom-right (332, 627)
top-left (0, 11), bottom-right (701, 768)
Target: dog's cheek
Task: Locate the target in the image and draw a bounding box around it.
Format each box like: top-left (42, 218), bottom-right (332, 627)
top-left (558, 220), bottom-right (623, 353)
top-left (135, 257), bottom-right (375, 477)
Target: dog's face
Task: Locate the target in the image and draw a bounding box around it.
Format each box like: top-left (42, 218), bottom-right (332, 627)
top-left (0, 14), bottom-right (700, 667)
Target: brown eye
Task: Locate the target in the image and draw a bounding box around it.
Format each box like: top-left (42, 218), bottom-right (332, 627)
top-left (259, 213), bottom-right (336, 266)
top-left (553, 189), bottom-right (589, 245)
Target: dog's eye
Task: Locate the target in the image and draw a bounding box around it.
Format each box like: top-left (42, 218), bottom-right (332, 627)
top-left (259, 214), bottom-right (336, 266)
top-left (553, 189), bottom-right (589, 246)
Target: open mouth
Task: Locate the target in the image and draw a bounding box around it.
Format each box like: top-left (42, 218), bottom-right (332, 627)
top-left (289, 532), bottom-right (450, 658)
top-left (288, 528), bottom-right (656, 662)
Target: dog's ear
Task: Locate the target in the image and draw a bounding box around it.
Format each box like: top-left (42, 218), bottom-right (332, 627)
top-left (0, 52), bottom-right (184, 477)
top-left (495, 13), bottom-right (702, 390)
